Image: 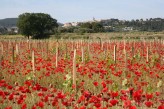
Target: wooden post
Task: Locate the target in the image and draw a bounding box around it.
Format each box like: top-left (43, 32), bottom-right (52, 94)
top-left (124, 50), bottom-right (127, 70)
top-left (46, 41), bottom-right (49, 58)
top-left (123, 40), bottom-right (126, 54)
top-left (32, 50), bottom-right (35, 72)
top-left (146, 47), bottom-right (149, 62)
top-left (81, 47), bottom-right (84, 63)
top-left (73, 49), bottom-right (76, 92)
top-left (16, 44), bottom-right (19, 56)
top-left (87, 41), bottom-right (90, 59)
top-left (1, 43), bottom-right (3, 56)
top-left (56, 42), bottom-right (58, 67)
top-left (132, 42), bottom-right (134, 58)
top-left (12, 46), bottom-right (15, 63)
top-left (114, 45), bottom-right (117, 63)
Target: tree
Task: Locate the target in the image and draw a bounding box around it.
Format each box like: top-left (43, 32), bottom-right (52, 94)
top-left (92, 22), bottom-right (104, 32)
top-left (17, 13), bottom-right (58, 39)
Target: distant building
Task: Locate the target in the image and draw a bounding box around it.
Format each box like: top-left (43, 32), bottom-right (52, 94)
top-left (122, 27), bottom-right (133, 31)
top-left (7, 26), bottom-right (19, 34)
top-left (71, 22), bottom-right (79, 27)
top-left (63, 23), bottom-right (72, 28)
top-left (63, 22), bottom-right (80, 28)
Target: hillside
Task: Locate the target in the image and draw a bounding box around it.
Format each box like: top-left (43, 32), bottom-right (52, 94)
top-left (0, 18), bottom-right (18, 27)
top-left (0, 18), bottom-right (63, 28)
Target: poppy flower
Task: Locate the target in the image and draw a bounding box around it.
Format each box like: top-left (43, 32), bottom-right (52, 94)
top-left (21, 104), bottom-right (27, 109)
top-left (101, 81), bottom-right (106, 88)
top-left (93, 81), bottom-right (99, 87)
top-left (145, 101), bottom-right (153, 107)
top-left (145, 93), bottom-right (153, 100)
top-left (37, 101), bottom-right (44, 108)
top-left (5, 106), bottom-right (12, 109)
top-left (129, 106), bottom-right (137, 109)
top-left (158, 105), bottom-right (164, 109)
top-left (124, 100), bottom-right (131, 108)
top-left (111, 91), bottom-right (119, 98)
top-left (109, 99), bottom-right (118, 106)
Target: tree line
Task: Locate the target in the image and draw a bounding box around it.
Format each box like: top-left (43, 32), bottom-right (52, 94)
top-left (3, 12), bottom-right (163, 39)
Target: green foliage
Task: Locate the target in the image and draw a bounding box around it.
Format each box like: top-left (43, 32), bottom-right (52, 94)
top-left (79, 22), bottom-right (104, 33)
top-left (17, 13), bottom-right (58, 39)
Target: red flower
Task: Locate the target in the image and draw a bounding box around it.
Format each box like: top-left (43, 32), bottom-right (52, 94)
top-left (32, 105), bottom-right (37, 109)
top-left (38, 92), bottom-right (44, 97)
top-left (101, 81), bottom-right (106, 88)
top-left (145, 93), bottom-right (153, 100)
top-left (129, 106), bottom-right (137, 109)
top-left (17, 99), bottom-right (24, 104)
top-left (111, 91), bottom-right (119, 98)
top-left (93, 81), bottom-right (98, 87)
top-left (124, 100), bottom-right (131, 108)
top-left (78, 95), bottom-right (85, 103)
top-left (7, 85), bottom-right (13, 90)
top-left (158, 105), bottom-right (164, 109)
top-left (94, 103), bottom-right (101, 108)
top-left (21, 104), bottom-right (27, 109)
top-left (57, 92), bottom-right (65, 99)
top-left (5, 106), bottom-right (12, 109)
top-left (102, 87), bottom-right (108, 93)
top-left (133, 90), bottom-right (142, 102)
top-left (145, 101), bottom-right (153, 107)
top-left (8, 94), bottom-right (14, 100)
top-left (156, 92), bottom-right (160, 96)
top-left (109, 99), bottom-right (118, 106)
top-left (80, 106), bottom-right (86, 109)
top-left (37, 101), bottom-right (44, 108)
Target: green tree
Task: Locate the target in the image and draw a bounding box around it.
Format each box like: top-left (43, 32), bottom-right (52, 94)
top-left (17, 13), bottom-right (58, 39)
top-left (92, 22), bottom-right (104, 32)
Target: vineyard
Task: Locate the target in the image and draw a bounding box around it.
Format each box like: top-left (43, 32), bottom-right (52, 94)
top-left (0, 38), bottom-right (164, 109)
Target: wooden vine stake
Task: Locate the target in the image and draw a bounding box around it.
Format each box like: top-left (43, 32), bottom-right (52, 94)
top-left (73, 49), bottom-right (76, 92)
top-left (146, 47), bottom-right (149, 62)
top-left (16, 44), bottom-right (19, 56)
top-left (81, 47), bottom-right (84, 63)
top-left (1, 43), bottom-right (3, 56)
top-left (124, 49), bottom-right (127, 67)
top-left (114, 45), bottom-right (117, 63)
top-left (123, 40), bottom-right (126, 54)
top-left (56, 42), bottom-right (58, 67)
top-left (12, 46), bottom-right (15, 63)
top-left (32, 50), bottom-right (35, 73)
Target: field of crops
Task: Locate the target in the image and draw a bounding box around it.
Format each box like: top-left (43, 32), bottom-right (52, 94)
top-left (0, 38), bottom-right (164, 109)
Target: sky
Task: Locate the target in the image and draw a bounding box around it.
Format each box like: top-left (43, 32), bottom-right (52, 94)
top-left (0, 0), bottom-right (164, 23)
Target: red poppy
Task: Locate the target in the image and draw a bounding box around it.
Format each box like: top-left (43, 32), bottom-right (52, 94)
top-left (111, 91), bottom-right (119, 98)
top-left (124, 100), bottom-right (131, 108)
top-left (93, 81), bottom-right (99, 87)
top-left (109, 99), bottom-right (118, 106)
top-left (101, 81), bottom-right (106, 88)
top-left (94, 103), bottom-right (101, 108)
top-left (32, 105), bottom-right (37, 109)
top-left (145, 93), bottom-right (153, 100)
top-left (158, 105), bottom-right (164, 109)
top-left (21, 104), bottom-right (27, 109)
top-left (145, 101), bottom-right (153, 107)
top-left (5, 106), bottom-right (12, 109)
top-left (80, 106), bottom-right (86, 109)
top-left (129, 106), bottom-right (137, 109)
top-left (37, 101), bottom-right (44, 108)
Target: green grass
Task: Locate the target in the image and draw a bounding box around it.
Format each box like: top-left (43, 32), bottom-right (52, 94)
top-left (1, 31), bottom-right (164, 40)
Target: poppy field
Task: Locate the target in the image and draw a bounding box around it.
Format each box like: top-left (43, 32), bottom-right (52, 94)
top-left (0, 39), bottom-right (164, 109)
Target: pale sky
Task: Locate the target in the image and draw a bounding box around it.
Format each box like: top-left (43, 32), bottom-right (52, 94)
top-left (0, 0), bottom-right (163, 23)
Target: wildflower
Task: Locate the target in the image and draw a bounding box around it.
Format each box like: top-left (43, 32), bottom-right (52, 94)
top-left (109, 99), bottom-right (118, 106)
top-left (93, 81), bottom-right (99, 87)
top-left (145, 101), bottom-right (153, 107)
